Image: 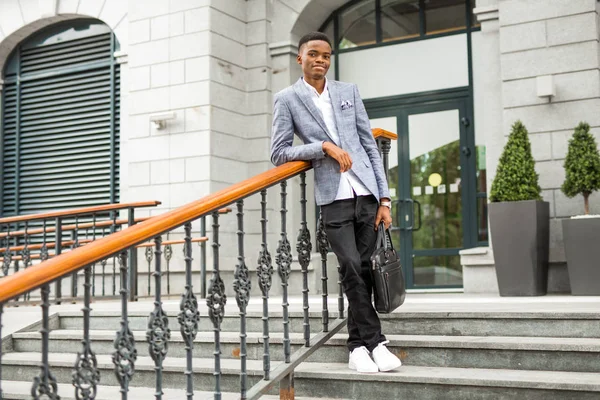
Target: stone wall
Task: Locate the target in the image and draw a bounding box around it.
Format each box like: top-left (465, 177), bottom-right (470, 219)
top-left (469, 0), bottom-right (600, 293)
top-left (498, 0), bottom-right (600, 265)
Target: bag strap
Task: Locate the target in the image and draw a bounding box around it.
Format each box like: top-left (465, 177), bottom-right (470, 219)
top-left (376, 222), bottom-right (386, 248)
top-left (378, 222), bottom-right (396, 252)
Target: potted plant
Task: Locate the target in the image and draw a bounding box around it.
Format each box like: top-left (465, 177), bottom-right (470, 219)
top-left (561, 122), bottom-right (600, 295)
top-left (489, 120), bottom-right (550, 296)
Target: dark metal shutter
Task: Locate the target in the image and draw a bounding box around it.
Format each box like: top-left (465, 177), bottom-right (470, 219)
top-left (1, 29), bottom-right (119, 217)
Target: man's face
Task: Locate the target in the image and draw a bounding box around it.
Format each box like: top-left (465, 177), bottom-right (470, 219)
top-left (297, 40), bottom-right (331, 79)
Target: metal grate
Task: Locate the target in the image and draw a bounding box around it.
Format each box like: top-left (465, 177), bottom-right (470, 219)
top-left (1, 31), bottom-right (120, 217)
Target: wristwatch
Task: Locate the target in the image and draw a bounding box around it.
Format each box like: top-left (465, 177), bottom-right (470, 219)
top-left (380, 200), bottom-right (392, 209)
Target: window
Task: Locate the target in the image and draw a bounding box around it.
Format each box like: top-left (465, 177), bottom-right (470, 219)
top-left (322, 0), bottom-right (478, 51)
top-left (339, 1), bottom-right (377, 49)
top-left (1, 20), bottom-right (120, 217)
top-left (424, 0), bottom-right (468, 35)
top-left (381, 0), bottom-right (420, 42)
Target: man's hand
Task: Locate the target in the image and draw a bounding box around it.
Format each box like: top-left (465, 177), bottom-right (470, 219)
top-left (375, 205), bottom-right (392, 231)
top-left (323, 142), bottom-right (352, 172)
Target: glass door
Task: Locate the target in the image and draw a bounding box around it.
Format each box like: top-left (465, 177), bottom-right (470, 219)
top-left (371, 98), bottom-right (479, 289)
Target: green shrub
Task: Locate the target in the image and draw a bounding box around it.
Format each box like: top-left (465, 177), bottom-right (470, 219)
top-left (561, 122), bottom-right (600, 215)
top-left (489, 120), bottom-right (542, 202)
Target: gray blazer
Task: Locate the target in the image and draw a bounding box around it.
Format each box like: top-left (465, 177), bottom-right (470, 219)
top-left (270, 78), bottom-right (390, 206)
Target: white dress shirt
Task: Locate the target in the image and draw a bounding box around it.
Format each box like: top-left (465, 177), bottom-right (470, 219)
top-left (302, 78), bottom-right (371, 200)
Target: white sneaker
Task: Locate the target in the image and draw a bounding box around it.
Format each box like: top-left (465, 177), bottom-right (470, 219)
top-left (348, 346), bottom-right (379, 373)
top-left (372, 341), bottom-right (402, 372)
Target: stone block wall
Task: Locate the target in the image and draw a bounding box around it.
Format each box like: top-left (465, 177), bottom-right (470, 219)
top-left (480, 0), bottom-right (600, 265)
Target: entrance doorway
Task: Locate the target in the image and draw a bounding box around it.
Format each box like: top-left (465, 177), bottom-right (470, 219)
top-left (368, 90), bottom-right (487, 289)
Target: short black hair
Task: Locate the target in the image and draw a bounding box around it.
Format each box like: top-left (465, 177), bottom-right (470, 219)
top-left (298, 32), bottom-right (332, 52)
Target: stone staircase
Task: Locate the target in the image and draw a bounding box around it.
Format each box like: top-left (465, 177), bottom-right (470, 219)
top-left (2, 299), bottom-right (600, 399)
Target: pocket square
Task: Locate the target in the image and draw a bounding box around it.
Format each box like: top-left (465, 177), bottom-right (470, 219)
top-left (341, 100), bottom-right (353, 110)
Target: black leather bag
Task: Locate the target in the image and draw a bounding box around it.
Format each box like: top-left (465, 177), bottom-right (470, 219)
top-left (370, 222), bottom-right (406, 313)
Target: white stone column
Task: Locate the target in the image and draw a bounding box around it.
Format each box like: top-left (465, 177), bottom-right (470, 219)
top-left (460, 1), bottom-right (503, 294)
top-left (473, 1), bottom-right (502, 204)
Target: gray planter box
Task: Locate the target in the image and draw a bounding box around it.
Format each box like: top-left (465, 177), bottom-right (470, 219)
top-left (489, 200), bottom-right (550, 296)
top-left (562, 217), bottom-right (600, 295)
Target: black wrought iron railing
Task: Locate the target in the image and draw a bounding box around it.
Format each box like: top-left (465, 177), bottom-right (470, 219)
top-left (0, 201), bottom-right (161, 304)
top-left (0, 129), bottom-right (396, 399)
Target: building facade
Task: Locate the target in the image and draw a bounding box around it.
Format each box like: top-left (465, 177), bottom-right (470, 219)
top-left (0, 0), bottom-right (598, 294)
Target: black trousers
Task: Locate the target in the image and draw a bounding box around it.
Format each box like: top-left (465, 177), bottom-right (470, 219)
top-left (321, 194), bottom-right (386, 352)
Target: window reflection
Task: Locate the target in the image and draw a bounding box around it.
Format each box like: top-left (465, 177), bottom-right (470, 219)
top-left (476, 145), bottom-right (488, 243)
top-left (414, 255), bottom-right (462, 286)
top-left (408, 110), bottom-right (463, 250)
top-left (339, 0), bottom-right (377, 49)
top-left (411, 139), bottom-right (463, 250)
top-left (381, 0), bottom-right (420, 42)
top-left (424, 0), bottom-right (468, 35)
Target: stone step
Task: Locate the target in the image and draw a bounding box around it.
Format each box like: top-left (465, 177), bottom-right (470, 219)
top-left (55, 310), bottom-right (600, 338)
top-left (3, 353), bottom-right (600, 399)
top-left (1, 380), bottom-right (341, 400)
top-left (11, 329), bottom-right (600, 372)
top-left (57, 310), bottom-right (340, 334)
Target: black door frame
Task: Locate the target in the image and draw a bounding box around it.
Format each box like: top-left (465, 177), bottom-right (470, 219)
top-left (365, 87), bottom-right (478, 289)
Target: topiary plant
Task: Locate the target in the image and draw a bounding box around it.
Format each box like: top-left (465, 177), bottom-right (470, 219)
top-left (489, 120), bottom-right (542, 202)
top-left (561, 122), bottom-right (600, 215)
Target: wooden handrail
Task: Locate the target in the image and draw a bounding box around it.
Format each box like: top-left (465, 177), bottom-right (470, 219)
top-left (0, 239), bottom-right (93, 253)
top-left (12, 253), bottom-right (56, 262)
top-left (0, 208), bottom-right (231, 239)
top-left (0, 217), bottom-right (151, 239)
top-left (0, 129), bottom-right (395, 303)
top-left (372, 128), bottom-right (398, 141)
top-left (0, 201), bottom-right (161, 225)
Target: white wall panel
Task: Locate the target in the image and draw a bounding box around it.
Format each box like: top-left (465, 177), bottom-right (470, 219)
top-left (339, 34), bottom-right (469, 99)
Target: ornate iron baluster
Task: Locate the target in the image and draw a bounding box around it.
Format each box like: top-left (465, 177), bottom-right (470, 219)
top-left (55, 217), bottom-right (63, 304)
top-left (234, 200), bottom-right (251, 399)
top-left (200, 216), bottom-right (207, 298)
top-left (296, 173), bottom-right (312, 346)
top-left (338, 271), bottom-right (344, 319)
top-left (276, 181), bottom-right (293, 364)
top-left (316, 214), bottom-right (329, 332)
top-left (112, 252), bottom-right (137, 399)
top-left (32, 284), bottom-right (60, 399)
top-left (111, 212), bottom-right (118, 296)
top-left (3, 226), bottom-right (12, 277)
top-left (127, 208), bottom-right (139, 302)
top-left (22, 222), bottom-right (31, 269)
top-left (146, 246), bottom-right (154, 296)
top-left (257, 189), bottom-right (273, 380)
top-left (101, 258), bottom-right (108, 297)
top-left (101, 228), bottom-right (107, 297)
top-left (178, 222), bottom-right (200, 400)
top-left (22, 222), bottom-right (31, 301)
top-left (147, 236), bottom-right (170, 400)
top-left (164, 243), bottom-right (173, 295)
top-left (72, 263), bottom-right (100, 400)
top-left (207, 212), bottom-right (226, 400)
top-left (72, 216), bottom-right (80, 299)
top-left (13, 259), bottom-right (19, 301)
top-left (91, 215), bottom-right (97, 297)
top-left (41, 220), bottom-right (49, 262)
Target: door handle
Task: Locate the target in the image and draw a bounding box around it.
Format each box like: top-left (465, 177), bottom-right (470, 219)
top-left (404, 198), bottom-right (414, 231)
top-left (413, 199), bottom-right (422, 232)
top-left (392, 199), bottom-right (402, 230)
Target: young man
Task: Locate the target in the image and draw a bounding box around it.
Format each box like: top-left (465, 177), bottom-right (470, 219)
top-left (270, 32), bottom-right (401, 373)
